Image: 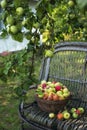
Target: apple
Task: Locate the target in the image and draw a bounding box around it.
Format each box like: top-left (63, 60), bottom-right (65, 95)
top-left (75, 109), bottom-right (81, 115)
top-left (70, 108), bottom-right (76, 113)
top-left (52, 81), bottom-right (56, 84)
top-left (41, 80), bottom-right (46, 84)
top-left (37, 86), bottom-right (42, 90)
top-left (16, 7), bottom-right (24, 15)
top-left (6, 16), bottom-right (14, 25)
top-left (47, 81), bottom-right (52, 85)
top-left (57, 90), bottom-right (63, 96)
top-left (57, 113), bottom-right (64, 120)
top-left (53, 94), bottom-right (59, 101)
top-left (63, 112), bottom-right (70, 119)
top-left (0, 0), bottom-right (7, 8)
top-left (41, 83), bottom-right (47, 89)
top-left (47, 94), bottom-right (53, 100)
top-left (46, 87), bottom-right (55, 93)
top-left (68, 0), bottom-right (74, 7)
top-left (6, 26), bottom-right (10, 33)
top-left (38, 93), bottom-right (44, 98)
top-left (10, 25), bottom-right (18, 34)
top-left (78, 107), bottom-right (84, 114)
top-left (49, 83), bottom-right (55, 88)
top-left (58, 95), bottom-right (65, 100)
top-left (72, 112), bottom-right (78, 118)
top-left (63, 91), bottom-right (70, 98)
top-left (63, 88), bottom-right (69, 93)
top-left (55, 85), bottom-right (62, 91)
top-left (62, 110), bottom-right (68, 114)
top-left (55, 82), bottom-right (62, 87)
top-left (47, 93), bottom-right (54, 100)
top-left (49, 113), bottom-right (55, 118)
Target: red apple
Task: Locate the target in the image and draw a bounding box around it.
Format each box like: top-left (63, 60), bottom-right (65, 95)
top-left (57, 113), bottom-right (64, 120)
top-left (55, 86), bottom-right (62, 91)
top-left (75, 109), bottom-right (81, 115)
top-left (42, 83), bottom-right (47, 89)
top-left (78, 107), bottom-right (84, 114)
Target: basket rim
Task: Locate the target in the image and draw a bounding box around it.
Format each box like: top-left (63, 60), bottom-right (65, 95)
top-left (35, 94), bottom-right (71, 104)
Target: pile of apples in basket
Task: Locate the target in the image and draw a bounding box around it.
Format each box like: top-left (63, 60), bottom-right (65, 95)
top-left (36, 80), bottom-right (70, 101)
top-left (36, 80), bottom-right (85, 120)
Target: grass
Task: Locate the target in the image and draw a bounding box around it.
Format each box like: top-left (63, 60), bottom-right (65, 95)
top-left (0, 84), bottom-right (21, 130)
top-left (0, 55), bottom-right (42, 130)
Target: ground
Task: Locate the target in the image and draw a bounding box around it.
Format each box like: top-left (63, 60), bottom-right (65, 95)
top-left (0, 83), bottom-right (20, 130)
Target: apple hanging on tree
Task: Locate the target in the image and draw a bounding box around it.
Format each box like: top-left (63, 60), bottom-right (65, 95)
top-left (16, 7), bottom-right (24, 15)
top-left (6, 15), bottom-right (14, 25)
top-left (0, 0), bottom-right (7, 8)
top-left (10, 25), bottom-right (18, 34)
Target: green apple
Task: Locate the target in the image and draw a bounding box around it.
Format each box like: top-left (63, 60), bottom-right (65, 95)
top-left (41, 80), bottom-right (46, 84)
top-left (55, 82), bottom-right (63, 87)
top-left (49, 113), bottom-right (55, 118)
top-left (16, 7), bottom-right (24, 15)
top-left (10, 25), bottom-right (18, 34)
top-left (63, 88), bottom-right (69, 93)
top-left (62, 110), bottom-right (68, 114)
top-left (63, 91), bottom-right (70, 98)
top-left (37, 86), bottom-right (42, 91)
top-left (63, 112), bottom-right (70, 119)
top-left (59, 95), bottom-right (65, 100)
top-left (70, 108), bottom-right (76, 113)
top-left (46, 87), bottom-right (55, 93)
top-left (72, 112), bottom-right (78, 118)
top-left (68, 0), bottom-right (74, 7)
top-left (57, 90), bottom-right (63, 96)
top-left (78, 107), bottom-right (84, 114)
top-left (47, 81), bottom-right (52, 85)
top-left (38, 94), bottom-right (44, 98)
top-left (6, 26), bottom-right (10, 33)
top-left (6, 16), bottom-right (14, 25)
top-left (49, 83), bottom-right (55, 88)
top-left (0, 0), bottom-right (7, 8)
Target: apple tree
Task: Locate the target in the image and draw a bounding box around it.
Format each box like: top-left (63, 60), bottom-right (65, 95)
top-left (0, 0), bottom-right (87, 98)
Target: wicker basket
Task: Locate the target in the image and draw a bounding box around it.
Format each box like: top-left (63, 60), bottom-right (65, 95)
top-left (35, 95), bottom-right (70, 113)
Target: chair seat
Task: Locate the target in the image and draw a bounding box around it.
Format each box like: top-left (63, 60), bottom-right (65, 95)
top-left (19, 100), bottom-right (87, 130)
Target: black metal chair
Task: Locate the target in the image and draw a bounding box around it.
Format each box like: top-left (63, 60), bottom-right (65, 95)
top-left (19, 42), bottom-right (87, 130)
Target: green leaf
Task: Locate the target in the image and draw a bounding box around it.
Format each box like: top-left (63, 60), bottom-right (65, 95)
top-left (3, 62), bottom-right (12, 75)
top-left (0, 29), bottom-right (8, 38)
top-left (11, 32), bottom-right (23, 42)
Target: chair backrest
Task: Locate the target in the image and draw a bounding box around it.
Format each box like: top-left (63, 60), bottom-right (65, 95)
top-left (40, 42), bottom-right (87, 102)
